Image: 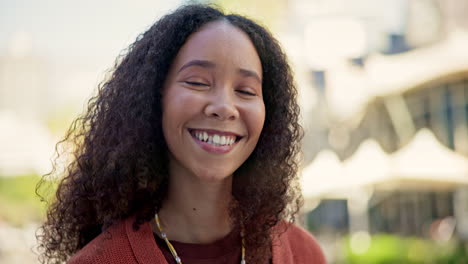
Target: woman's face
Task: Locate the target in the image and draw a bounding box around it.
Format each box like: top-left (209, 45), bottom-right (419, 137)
top-left (162, 20), bottom-right (265, 182)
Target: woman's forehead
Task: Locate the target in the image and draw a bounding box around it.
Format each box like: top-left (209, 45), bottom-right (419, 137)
top-left (170, 20), bottom-right (262, 78)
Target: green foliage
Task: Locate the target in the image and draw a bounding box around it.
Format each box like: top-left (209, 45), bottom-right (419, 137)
top-left (0, 174), bottom-right (48, 226)
top-left (343, 233), bottom-right (468, 264)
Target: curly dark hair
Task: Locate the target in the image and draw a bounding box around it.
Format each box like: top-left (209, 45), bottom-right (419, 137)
top-left (37, 4), bottom-right (303, 264)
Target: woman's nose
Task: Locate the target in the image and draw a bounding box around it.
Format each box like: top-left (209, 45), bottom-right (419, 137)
top-left (204, 88), bottom-right (239, 121)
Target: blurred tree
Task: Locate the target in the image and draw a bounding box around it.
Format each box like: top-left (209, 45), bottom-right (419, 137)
top-left (46, 103), bottom-right (81, 138)
top-left (0, 174), bottom-right (44, 225)
top-left (211, 0), bottom-right (288, 31)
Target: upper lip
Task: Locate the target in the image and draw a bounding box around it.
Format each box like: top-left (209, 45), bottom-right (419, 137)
top-left (188, 128), bottom-right (243, 138)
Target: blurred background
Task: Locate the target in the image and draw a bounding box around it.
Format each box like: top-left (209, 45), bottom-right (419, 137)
top-left (1, 0), bottom-right (467, 263)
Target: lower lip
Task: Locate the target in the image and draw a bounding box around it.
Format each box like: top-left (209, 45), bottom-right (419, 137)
top-left (190, 134), bottom-right (237, 154)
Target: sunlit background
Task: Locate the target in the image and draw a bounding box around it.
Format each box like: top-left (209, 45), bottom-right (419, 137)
top-left (1, 0), bottom-right (468, 263)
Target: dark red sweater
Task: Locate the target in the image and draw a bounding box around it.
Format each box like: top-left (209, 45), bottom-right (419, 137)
top-left (68, 215), bottom-right (326, 264)
top-left (154, 228), bottom-right (243, 264)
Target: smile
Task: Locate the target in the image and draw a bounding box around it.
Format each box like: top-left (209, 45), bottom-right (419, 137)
top-left (189, 129), bottom-right (242, 153)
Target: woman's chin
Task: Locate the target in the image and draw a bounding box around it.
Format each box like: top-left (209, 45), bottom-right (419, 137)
top-left (192, 168), bottom-right (234, 183)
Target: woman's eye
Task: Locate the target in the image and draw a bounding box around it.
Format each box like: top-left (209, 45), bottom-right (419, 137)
top-left (185, 81), bottom-right (209, 86)
top-left (236, 90), bottom-right (256, 96)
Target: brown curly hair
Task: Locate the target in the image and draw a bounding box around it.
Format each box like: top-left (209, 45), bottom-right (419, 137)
top-left (37, 4), bottom-right (303, 263)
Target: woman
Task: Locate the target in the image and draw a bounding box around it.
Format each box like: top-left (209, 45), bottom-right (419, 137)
top-left (37, 4), bottom-right (326, 264)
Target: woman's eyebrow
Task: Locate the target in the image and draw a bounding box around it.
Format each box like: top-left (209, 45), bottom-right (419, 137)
top-left (178, 59), bottom-right (262, 83)
top-left (238, 68), bottom-right (262, 83)
top-left (178, 59), bottom-right (215, 73)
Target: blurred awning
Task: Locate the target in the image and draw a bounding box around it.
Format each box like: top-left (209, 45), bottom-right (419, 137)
top-left (301, 149), bottom-right (345, 199)
top-left (301, 129), bottom-right (468, 200)
top-left (301, 139), bottom-right (390, 199)
top-left (382, 128), bottom-right (468, 190)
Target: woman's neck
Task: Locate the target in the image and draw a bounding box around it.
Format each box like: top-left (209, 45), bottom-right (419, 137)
top-left (154, 165), bottom-right (234, 244)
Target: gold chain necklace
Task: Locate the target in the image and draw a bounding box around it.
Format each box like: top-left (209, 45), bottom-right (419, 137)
top-left (154, 213), bottom-right (246, 264)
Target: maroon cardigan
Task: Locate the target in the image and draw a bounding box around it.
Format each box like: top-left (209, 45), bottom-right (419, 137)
top-left (68, 216), bottom-right (326, 264)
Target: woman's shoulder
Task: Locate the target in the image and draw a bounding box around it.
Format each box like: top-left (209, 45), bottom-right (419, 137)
top-left (271, 221), bottom-right (327, 264)
top-left (67, 218), bottom-right (136, 264)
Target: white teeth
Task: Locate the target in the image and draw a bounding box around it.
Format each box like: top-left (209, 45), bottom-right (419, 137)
top-left (192, 130), bottom-right (236, 146)
top-left (197, 132), bottom-right (203, 141)
top-left (213, 135), bottom-right (220, 144)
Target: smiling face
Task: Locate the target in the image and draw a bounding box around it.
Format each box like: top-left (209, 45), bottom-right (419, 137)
top-left (161, 20), bottom-right (265, 182)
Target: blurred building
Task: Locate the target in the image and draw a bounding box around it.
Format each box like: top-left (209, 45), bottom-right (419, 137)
top-left (288, 0), bottom-right (468, 262)
top-left (0, 32), bottom-right (50, 120)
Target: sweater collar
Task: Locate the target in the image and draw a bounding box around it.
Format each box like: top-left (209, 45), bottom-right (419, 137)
top-left (125, 215), bottom-right (168, 264)
top-left (125, 215), bottom-right (292, 264)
